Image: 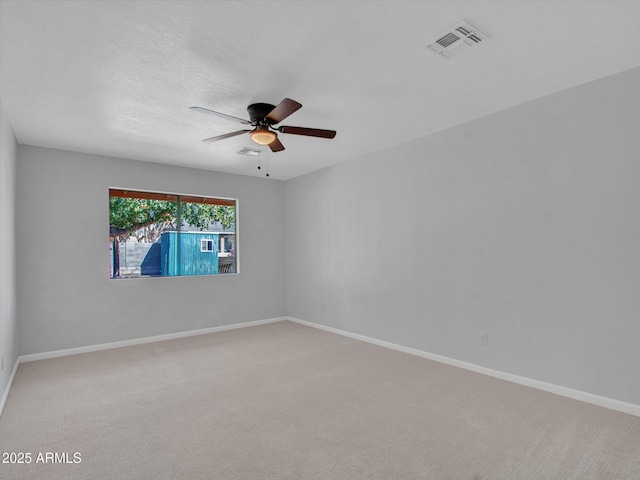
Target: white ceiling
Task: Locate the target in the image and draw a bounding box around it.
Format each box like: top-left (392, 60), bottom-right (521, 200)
top-left (1, 1), bottom-right (639, 180)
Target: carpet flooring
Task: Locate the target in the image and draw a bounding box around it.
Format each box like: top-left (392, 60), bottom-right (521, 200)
top-left (1, 320), bottom-right (639, 479)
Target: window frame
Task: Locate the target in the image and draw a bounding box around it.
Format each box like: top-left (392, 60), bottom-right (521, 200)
top-left (108, 187), bottom-right (238, 279)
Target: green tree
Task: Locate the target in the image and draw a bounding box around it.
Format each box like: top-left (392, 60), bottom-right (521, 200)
top-left (109, 197), bottom-right (235, 243)
top-left (181, 202), bottom-right (235, 231)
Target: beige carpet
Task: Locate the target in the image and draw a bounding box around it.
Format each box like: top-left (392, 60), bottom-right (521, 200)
top-left (1, 321), bottom-right (639, 480)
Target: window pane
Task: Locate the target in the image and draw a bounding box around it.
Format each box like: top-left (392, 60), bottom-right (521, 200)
top-left (180, 198), bottom-right (236, 275)
top-left (109, 191), bottom-right (178, 278)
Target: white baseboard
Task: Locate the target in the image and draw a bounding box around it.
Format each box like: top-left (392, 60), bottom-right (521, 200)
top-left (7, 315), bottom-right (638, 418)
top-left (19, 316), bottom-right (286, 363)
top-left (286, 316), bottom-right (640, 418)
top-left (0, 356), bottom-right (20, 417)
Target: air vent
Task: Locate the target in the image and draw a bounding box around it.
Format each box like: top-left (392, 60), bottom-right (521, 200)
top-left (427, 20), bottom-right (488, 59)
top-left (237, 147), bottom-right (262, 156)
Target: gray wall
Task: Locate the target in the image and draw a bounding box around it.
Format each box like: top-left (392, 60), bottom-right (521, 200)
top-left (16, 147), bottom-right (286, 355)
top-left (0, 99), bottom-right (18, 398)
top-left (285, 67), bottom-right (640, 405)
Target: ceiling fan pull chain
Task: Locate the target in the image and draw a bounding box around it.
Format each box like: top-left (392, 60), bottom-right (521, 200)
top-left (265, 150), bottom-right (270, 178)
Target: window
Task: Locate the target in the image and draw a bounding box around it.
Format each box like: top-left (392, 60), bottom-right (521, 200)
top-left (200, 238), bottom-right (214, 252)
top-left (109, 189), bottom-right (236, 278)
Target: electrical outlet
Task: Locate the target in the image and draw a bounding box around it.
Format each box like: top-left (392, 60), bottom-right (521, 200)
top-left (321, 304), bottom-right (326, 313)
top-left (480, 333), bottom-right (489, 347)
top-left (1, 355), bottom-right (4, 370)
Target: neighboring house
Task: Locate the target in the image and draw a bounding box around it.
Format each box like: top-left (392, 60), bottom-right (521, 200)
top-left (110, 231), bottom-right (236, 278)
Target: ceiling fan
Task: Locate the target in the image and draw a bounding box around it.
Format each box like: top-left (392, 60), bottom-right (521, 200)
top-left (190, 98), bottom-right (336, 152)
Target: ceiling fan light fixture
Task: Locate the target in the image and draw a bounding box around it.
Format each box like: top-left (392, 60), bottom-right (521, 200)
top-left (250, 128), bottom-right (277, 145)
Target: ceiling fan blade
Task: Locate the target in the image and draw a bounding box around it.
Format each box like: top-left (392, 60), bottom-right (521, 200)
top-left (278, 125), bottom-right (336, 139)
top-left (268, 137), bottom-right (285, 152)
top-left (190, 106), bottom-right (251, 125)
top-left (266, 98), bottom-right (302, 124)
top-left (202, 130), bottom-right (251, 142)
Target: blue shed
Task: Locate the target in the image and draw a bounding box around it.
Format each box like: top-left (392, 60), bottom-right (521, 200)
top-left (160, 231), bottom-right (219, 276)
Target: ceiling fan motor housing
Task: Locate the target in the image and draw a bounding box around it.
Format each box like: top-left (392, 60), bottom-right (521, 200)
top-left (247, 103), bottom-right (277, 125)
